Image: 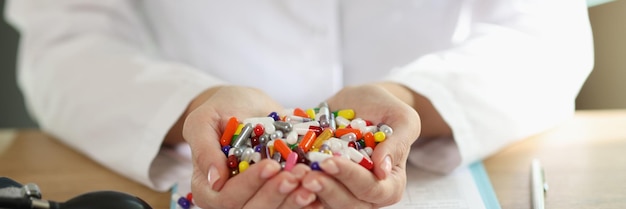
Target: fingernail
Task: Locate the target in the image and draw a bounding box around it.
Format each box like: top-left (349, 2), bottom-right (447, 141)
top-left (278, 179), bottom-right (297, 194)
top-left (260, 163), bottom-right (280, 179)
top-left (320, 159), bottom-right (339, 175)
top-left (207, 165), bottom-right (221, 191)
top-left (296, 192), bottom-right (316, 206)
top-left (382, 155), bottom-right (392, 177)
top-left (303, 179), bottom-right (322, 192)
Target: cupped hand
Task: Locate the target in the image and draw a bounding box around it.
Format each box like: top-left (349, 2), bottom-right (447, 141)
top-left (302, 84), bottom-right (421, 209)
top-left (182, 85), bottom-right (314, 209)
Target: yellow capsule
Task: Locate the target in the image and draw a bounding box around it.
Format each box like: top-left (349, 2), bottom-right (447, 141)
top-left (338, 125), bottom-right (346, 129)
top-left (374, 131), bottom-right (386, 142)
top-left (311, 128), bottom-right (333, 150)
top-left (239, 161), bottom-right (250, 173)
top-left (306, 108), bottom-right (316, 120)
top-left (234, 124), bottom-right (244, 135)
top-left (337, 109), bottom-right (355, 120)
top-left (269, 145), bottom-right (275, 158)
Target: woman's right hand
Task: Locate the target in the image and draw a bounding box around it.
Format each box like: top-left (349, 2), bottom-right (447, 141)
top-left (181, 86), bottom-right (317, 209)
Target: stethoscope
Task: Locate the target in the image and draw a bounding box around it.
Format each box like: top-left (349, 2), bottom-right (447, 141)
top-left (0, 177), bottom-right (152, 209)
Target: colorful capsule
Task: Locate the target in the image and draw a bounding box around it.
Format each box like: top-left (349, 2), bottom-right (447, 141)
top-left (220, 117), bottom-right (239, 146)
top-left (378, 123), bottom-right (394, 136)
top-left (253, 123), bottom-right (265, 137)
top-left (293, 147), bottom-right (310, 164)
top-left (174, 193), bottom-right (191, 209)
top-left (346, 147), bottom-right (373, 170)
top-left (311, 162), bottom-right (322, 171)
top-left (239, 161), bottom-right (250, 173)
top-left (311, 128), bottom-right (333, 150)
top-left (297, 130), bottom-right (317, 152)
top-left (337, 109), bottom-right (355, 120)
top-left (374, 131), bottom-right (386, 142)
top-left (293, 108), bottom-right (309, 118)
top-left (227, 155), bottom-right (238, 169)
top-left (306, 108), bottom-right (316, 119)
top-left (232, 123), bottom-right (253, 148)
top-left (317, 106), bottom-right (331, 128)
top-left (268, 112), bottom-right (281, 121)
top-left (284, 152), bottom-right (298, 171)
top-left (363, 132), bottom-right (376, 148)
top-left (273, 139), bottom-right (292, 161)
top-left (334, 128), bottom-right (362, 140)
top-left (292, 121), bottom-right (320, 135)
top-left (221, 145), bottom-right (231, 156)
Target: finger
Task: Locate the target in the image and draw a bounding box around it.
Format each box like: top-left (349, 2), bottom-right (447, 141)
top-left (317, 157), bottom-right (405, 206)
top-left (242, 171), bottom-right (299, 209)
top-left (277, 187), bottom-right (316, 209)
top-left (245, 164), bottom-right (312, 209)
top-left (194, 159), bottom-right (281, 209)
top-left (302, 170), bottom-right (374, 209)
top-left (371, 109), bottom-right (420, 180)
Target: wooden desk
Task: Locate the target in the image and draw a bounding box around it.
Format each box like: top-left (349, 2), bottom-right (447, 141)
top-left (0, 130), bottom-right (170, 208)
top-left (484, 110), bottom-right (626, 209)
top-left (1, 110), bottom-right (625, 208)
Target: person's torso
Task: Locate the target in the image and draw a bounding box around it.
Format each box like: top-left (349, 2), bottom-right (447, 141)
top-left (141, 0), bottom-right (463, 107)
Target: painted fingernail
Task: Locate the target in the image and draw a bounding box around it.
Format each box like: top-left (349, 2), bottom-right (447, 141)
top-left (303, 179), bottom-right (322, 192)
top-left (278, 179), bottom-right (297, 194)
top-left (207, 165), bottom-right (221, 191)
top-left (260, 162), bottom-right (280, 179)
top-left (296, 192), bottom-right (316, 206)
top-left (320, 159), bottom-right (339, 175)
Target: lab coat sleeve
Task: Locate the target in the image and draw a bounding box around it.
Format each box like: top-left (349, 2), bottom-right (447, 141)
top-left (5, 1), bottom-right (223, 191)
top-left (385, 0), bottom-right (594, 173)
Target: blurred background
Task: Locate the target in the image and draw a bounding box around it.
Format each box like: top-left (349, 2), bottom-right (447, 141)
top-left (1, 1), bottom-right (624, 128)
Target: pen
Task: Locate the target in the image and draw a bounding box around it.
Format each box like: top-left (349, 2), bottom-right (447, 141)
top-left (531, 159), bottom-right (548, 209)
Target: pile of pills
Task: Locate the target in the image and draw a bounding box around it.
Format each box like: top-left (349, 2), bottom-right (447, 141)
top-left (173, 102), bottom-right (393, 209)
top-left (220, 102), bottom-right (393, 176)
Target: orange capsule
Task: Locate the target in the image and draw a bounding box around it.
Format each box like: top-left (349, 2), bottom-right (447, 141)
top-left (334, 128), bottom-right (363, 140)
top-left (273, 139), bottom-right (292, 161)
top-left (363, 132), bottom-right (376, 149)
top-left (298, 130), bottom-right (317, 152)
top-left (293, 108), bottom-right (309, 118)
top-left (220, 117), bottom-right (239, 146)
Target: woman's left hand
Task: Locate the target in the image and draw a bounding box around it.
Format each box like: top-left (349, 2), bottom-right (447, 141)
top-left (301, 84), bottom-right (421, 209)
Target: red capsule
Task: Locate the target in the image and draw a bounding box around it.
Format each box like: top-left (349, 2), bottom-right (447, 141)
top-left (251, 136), bottom-right (260, 147)
top-left (227, 155), bottom-right (238, 169)
top-left (253, 123), bottom-right (265, 137)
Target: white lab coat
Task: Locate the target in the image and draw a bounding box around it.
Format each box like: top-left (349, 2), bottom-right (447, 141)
top-left (5, 0), bottom-right (593, 192)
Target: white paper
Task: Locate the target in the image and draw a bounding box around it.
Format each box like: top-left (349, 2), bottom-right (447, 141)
top-left (171, 165), bottom-right (486, 209)
top-left (383, 165), bottom-right (486, 209)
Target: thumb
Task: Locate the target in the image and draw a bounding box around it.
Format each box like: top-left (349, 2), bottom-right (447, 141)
top-left (184, 115), bottom-right (232, 192)
top-left (370, 122), bottom-right (420, 180)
